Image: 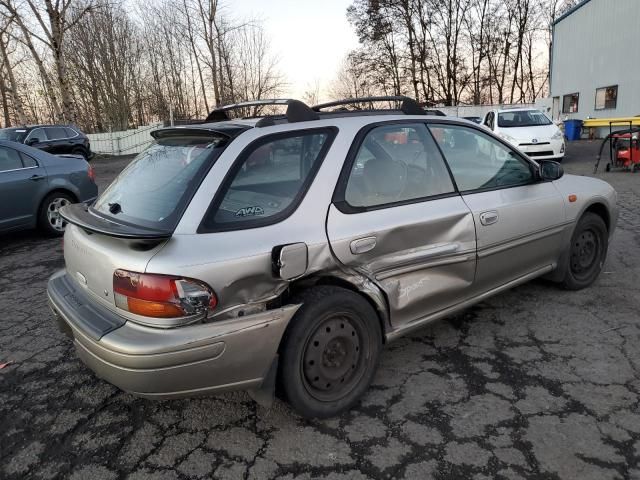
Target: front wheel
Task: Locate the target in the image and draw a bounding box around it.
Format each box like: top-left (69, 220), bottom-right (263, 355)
top-left (279, 286), bottom-right (382, 418)
top-left (561, 212), bottom-right (608, 290)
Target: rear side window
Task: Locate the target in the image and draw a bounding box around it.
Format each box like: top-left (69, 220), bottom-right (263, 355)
top-left (201, 128), bottom-right (335, 230)
top-left (343, 123), bottom-right (455, 209)
top-left (93, 134), bottom-right (228, 230)
top-left (45, 127), bottom-right (68, 140)
top-left (0, 146), bottom-right (23, 171)
top-left (64, 127), bottom-right (78, 137)
top-left (20, 152), bottom-right (38, 167)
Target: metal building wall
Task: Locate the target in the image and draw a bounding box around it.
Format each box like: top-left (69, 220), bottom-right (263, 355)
top-left (550, 0), bottom-right (640, 121)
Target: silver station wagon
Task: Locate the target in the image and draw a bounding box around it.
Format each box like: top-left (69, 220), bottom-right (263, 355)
top-left (48, 97), bottom-right (617, 418)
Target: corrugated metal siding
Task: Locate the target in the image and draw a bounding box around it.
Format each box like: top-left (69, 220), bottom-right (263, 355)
top-left (551, 0), bottom-right (640, 120)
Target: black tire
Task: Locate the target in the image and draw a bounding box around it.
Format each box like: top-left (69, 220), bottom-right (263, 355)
top-left (561, 212), bottom-right (608, 290)
top-left (71, 147), bottom-right (88, 160)
top-left (279, 286), bottom-right (382, 418)
top-left (38, 192), bottom-right (74, 237)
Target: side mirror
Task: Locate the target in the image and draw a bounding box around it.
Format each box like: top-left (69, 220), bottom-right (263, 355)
top-left (539, 160), bottom-right (564, 181)
top-left (26, 138), bottom-right (39, 146)
top-left (272, 243), bottom-right (308, 280)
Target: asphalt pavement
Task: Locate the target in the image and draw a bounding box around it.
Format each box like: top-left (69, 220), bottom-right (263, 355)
top-left (1, 142), bottom-right (640, 479)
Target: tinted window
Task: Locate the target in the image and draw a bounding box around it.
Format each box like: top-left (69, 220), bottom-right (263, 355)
top-left (498, 110), bottom-right (552, 128)
top-left (344, 123), bottom-right (455, 208)
top-left (430, 125), bottom-right (533, 191)
top-left (0, 146), bottom-right (24, 172)
top-left (0, 128), bottom-right (28, 142)
top-left (20, 152), bottom-right (37, 168)
top-left (45, 127), bottom-right (68, 140)
top-left (64, 127), bottom-right (79, 137)
top-left (27, 128), bottom-right (47, 142)
top-left (93, 134), bottom-right (228, 230)
top-left (206, 130), bottom-right (332, 228)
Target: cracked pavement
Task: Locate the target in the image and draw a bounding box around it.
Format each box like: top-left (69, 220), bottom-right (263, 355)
top-left (1, 142), bottom-right (640, 479)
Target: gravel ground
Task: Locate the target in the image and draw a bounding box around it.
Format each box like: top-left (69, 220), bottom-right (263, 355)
top-left (1, 141), bottom-right (640, 479)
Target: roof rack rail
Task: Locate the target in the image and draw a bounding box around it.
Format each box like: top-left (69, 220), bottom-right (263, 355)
top-left (312, 96), bottom-right (425, 116)
top-left (205, 99), bottom-right (318, 124)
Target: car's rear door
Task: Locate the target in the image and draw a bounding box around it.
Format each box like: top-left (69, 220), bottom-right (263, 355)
top-left (429, 123), bottom-right (566, 294)
top-left (44, 127), bottom-right (69, 155)
top-left (0, 146), bottom-right (48, 231)
top-left (326, 122), bottom-right (477, 329)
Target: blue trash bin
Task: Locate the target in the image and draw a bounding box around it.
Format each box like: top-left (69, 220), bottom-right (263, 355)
top-left (563, 119), bottom-right (583, 141)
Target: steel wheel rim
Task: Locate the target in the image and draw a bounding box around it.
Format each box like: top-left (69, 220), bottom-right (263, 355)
top-left (301, 313), bottom-right (366, 402)
top-left (47, 198), bottom-right (70, 232)
top-left (570, 228), bottom-right (601, 279)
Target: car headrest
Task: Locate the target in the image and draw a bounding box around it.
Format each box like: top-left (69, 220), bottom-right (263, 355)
top-left (363, 157), bottom-right (406, 197)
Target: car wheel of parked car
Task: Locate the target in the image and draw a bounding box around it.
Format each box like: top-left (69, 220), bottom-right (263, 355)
top-left (279, 286), bottom-right (382, 418)
top-left (71, 147), bottom-right (88, 160)
top-left (561, 212), bottom-right (608, 290)
top-left (39, 192), bottom-right (74, 237)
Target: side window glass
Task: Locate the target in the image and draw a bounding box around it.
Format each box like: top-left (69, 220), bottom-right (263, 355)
top-left (429, 124), bottom-right (534, 191)
top-left (0, 146), bottom-right (25, 172)
top-left (27, 128), bottom-right (47, 142)
top-left (206, 129), bottom-right (333, 227)
top-left (344, 123), bottom-right (455, 208)
top-left (64, 127), bottom-right (78, 137)
top-left (45, 127), bottom-right (67, 140)
top-left (20, 152), bottom-right (38, 168)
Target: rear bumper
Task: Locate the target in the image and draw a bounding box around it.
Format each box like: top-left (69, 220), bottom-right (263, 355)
top-left (47, 270), bottom-right (299, 399)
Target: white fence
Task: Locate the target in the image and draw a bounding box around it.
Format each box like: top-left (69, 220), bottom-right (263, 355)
top-left (87, 122), bottom-right (163, 156)
top-left (439, 103), bottom-right (538, 119)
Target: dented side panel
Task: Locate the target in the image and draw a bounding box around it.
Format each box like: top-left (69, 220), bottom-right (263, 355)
top-left (326, 198), bottom-right (477, 328)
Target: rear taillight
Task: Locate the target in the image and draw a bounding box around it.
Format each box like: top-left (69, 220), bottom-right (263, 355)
top-left (113, 269), bottom-right (217, 320)
top-left (88, 165), bottom-right (95, 182)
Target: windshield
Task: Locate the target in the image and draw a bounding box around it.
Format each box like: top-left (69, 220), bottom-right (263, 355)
top-left (0, 128), bottom-right (28, 142)
top-left (497, 110), bottom-right (552, 128)
top-left (92, 134), bottom-right (228, 230)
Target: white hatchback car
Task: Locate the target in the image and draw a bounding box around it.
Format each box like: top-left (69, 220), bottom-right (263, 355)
top-left (482, 108), bottom-right (565, 162)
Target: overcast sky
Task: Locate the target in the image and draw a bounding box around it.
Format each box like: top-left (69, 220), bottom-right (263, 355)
top-left (230, 0), bottom-right (360, 101)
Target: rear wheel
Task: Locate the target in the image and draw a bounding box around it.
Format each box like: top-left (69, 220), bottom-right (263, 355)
top-left (71, 147), bottom-right (88, 160)
top-left (38, 192), bottom-right (74, 237)
top-left (561, 212), bottom-right (608, 290)
top-left (279, 286), bottom-right (382, 418)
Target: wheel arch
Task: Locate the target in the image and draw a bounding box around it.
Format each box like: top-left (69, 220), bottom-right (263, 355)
top-left (583, 201), bottom-right (611, 233)
top-left (285, 274), bottom-right (391, 343)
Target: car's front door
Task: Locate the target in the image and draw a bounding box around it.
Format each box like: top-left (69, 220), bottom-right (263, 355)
top-left (0, 146), bottom-right (47, 231)
top-left (326, 122), bottom-right (477, 329)
top-left (430, 124), bottom-right (566, 294)
top-left (25, 128), bottom-right (52, 152)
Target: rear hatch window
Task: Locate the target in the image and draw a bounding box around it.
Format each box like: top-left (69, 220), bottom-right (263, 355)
top-left (92, 133), bottom-right (228, 231)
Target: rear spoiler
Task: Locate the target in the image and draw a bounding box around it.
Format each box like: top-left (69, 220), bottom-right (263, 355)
top-left (60, 203), bottom-right (172, 240)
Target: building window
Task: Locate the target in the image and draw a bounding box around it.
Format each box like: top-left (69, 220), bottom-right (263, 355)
top-left (595, 86), bottom-right (617, 110)
top-left (562, 93), bottom-right (579, 113)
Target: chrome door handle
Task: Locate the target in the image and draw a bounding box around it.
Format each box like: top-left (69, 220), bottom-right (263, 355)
top-left (479, 210), bottom-right (499, 225)
top-left (350, 236), bottom-right (377, 254)
top-left (29, 174), bottom-right (46, 181)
